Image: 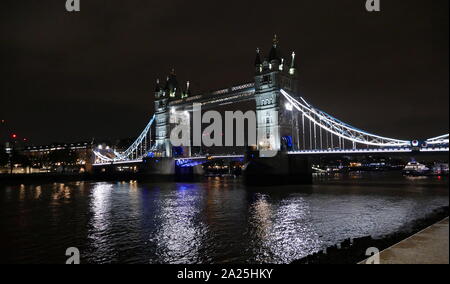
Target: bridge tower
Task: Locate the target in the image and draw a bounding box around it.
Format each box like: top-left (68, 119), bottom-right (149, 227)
top-left (254, 35), bottom-right (300, 152)
top-left (154, 70), bottom-right (180, 157)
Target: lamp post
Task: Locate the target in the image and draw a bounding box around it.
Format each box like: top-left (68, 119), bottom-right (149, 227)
top-left (9, 133), bottom-right (18, 174)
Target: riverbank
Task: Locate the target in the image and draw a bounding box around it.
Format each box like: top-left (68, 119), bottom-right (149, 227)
top-left (359, 218), bottom-right (449, 264)
top-left (291, 206), bottom-right (449, 264)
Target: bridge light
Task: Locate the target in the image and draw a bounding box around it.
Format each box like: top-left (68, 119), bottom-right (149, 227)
top-left (285, 103), bottom-right (293, 111)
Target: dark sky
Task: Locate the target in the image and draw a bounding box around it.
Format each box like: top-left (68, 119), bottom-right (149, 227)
top-left (1, 0), bottom-right (448, 145)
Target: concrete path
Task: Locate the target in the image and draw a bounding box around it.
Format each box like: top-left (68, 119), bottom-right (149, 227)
top-left (361, 218), bottom-right (449, 264)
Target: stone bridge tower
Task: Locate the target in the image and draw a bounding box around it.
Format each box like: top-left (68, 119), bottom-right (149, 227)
top-left (154, 70), bottom-right (181, 157)
top-left (254, 35), bottom-right (300, 152)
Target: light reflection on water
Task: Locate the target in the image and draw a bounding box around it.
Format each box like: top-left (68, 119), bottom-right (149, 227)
top-left (0, 173), bottom-right (448, 264)
top-left (148, 184), bottom-right (209, 264)
top-left (246, 194), bottom-right (322, 263)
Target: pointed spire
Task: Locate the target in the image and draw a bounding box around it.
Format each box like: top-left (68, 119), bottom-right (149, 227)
top-left (164, 75), bottom-right (170, 91)
top-left (279, 58), bottom-right (285, 71)
top-left (165, 68), bottom-right (179, 97)
top-left (255, 48), bottom-right (262, 66)
top-left (291, 52), bottom-right (296, 68)
top-left (155, 78), bottom-right (161, 92)
top-left (182, 81), bottom-right (191, 99)
top-left (268, 34), bottom-right (281, 63)
top-left (289, 51), bottom-right (297, 75)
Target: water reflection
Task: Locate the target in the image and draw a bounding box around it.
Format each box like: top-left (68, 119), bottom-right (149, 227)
top-left (34, 186), bottom-right (42, 200)
top-left (149, 184), bottom-right (208, 264)
top-left (248, 194), bottom-right (321, 263)
top-left (88, 183), bottom-right (115, 262)
top-left (51, 183), bottom-right (71, 201)
top-left (0, 173), bottom-right (448, 264)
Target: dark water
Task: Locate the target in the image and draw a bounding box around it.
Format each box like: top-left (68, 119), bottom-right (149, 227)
top-left (0, 173), bottom-right (448, 264)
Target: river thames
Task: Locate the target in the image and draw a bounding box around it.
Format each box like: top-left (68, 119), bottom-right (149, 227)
top-left (0, 173), bottom-right (448, 264)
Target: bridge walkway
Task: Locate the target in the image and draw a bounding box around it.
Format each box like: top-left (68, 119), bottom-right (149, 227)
top-left (361, 218), bottom-right (449, 264)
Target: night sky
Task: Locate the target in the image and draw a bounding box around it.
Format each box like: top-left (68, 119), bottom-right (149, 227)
top-left (1, 0), bottom-right (448, 145)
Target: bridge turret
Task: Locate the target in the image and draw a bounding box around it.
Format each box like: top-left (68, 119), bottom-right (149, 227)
top-left (165, 68), bottom-right (180, 99)
top-left (267, 34), bottom-right (281, 71)
top-left (254, 35), bottom-right (300, 152)
top-left (155, 78), bottom-right (163, 99)
top-left (154, 72), bottom-right (174, 158)
top-left (181, 81), bottom-right (191, 99)
top-left (255, 48), bottom-right (263, 74)
top-left (289, 51), bottom-right (297, 76)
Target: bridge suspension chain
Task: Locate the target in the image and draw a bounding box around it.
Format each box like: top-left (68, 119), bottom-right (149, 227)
top-left (280, 89), bottom-right (412, 150)
top-left (93, 115), bottom-right (156, 164)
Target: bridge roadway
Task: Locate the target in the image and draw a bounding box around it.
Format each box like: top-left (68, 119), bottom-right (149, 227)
top-left (93, 147), bottom-right (449, 167)
top-left (288, 147), bottom-right (449, 155)
top-left (93, 155), bottom-right (245, 167)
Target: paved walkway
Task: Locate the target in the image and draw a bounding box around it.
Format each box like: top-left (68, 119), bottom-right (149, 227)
top-left (361, 218), bottom-right (449, 264)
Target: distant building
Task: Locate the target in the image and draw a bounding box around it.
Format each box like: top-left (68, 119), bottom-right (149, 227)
top-left (22, 141), bottom-right (95, 173)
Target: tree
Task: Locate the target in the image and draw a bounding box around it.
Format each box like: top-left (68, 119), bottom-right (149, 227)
top-left (0, 147), bottom-right (9, 168)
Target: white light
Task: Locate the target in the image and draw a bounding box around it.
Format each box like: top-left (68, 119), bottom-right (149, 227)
top-left (285, 103), bottom-right (293, 111)
top-left (98, 145), bottom-right (103, 150)
top-left (171, 107), bottom-right (176, 114)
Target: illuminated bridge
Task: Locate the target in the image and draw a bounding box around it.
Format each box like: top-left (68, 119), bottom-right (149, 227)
top-left (93, 37), bottom-right (449, 168)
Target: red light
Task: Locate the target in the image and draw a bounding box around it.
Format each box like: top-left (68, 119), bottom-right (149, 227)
top-left (11, 134), bottom-right (17, 139)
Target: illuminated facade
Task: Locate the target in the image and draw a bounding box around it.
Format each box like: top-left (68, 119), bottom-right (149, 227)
top-left (254, 35), bottom-right (300, 151)
top-left (153, 36), bottom-right (301, 156)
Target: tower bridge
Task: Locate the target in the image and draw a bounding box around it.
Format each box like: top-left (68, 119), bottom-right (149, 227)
top-left (93, 36), bottom-right (449, 182)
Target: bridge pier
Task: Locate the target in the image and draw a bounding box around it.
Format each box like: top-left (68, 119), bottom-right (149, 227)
top-left (141, 157), bottom-right (204, 182)
top-left (244, 151), bottom-right (312, 186)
